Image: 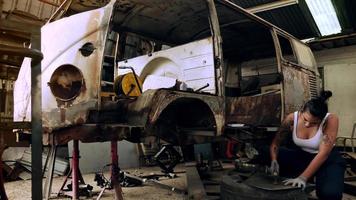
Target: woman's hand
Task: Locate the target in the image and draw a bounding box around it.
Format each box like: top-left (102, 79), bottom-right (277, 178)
top-left (270, 160), bottom-right (279, 175)
top-left (283, 176), bottom-right (307, 189)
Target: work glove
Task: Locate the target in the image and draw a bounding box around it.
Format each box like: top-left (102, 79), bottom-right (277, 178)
top-left (270, 160), bottom-right (279, 175)
top-left (283, 176), bottom-right (307, 190)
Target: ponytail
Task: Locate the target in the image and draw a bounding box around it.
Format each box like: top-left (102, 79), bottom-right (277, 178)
top-left (319, 90), bottom-right (332, 103)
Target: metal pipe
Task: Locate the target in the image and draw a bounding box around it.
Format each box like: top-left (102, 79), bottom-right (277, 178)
top-left (195, 83), bottom-right (210, 92)
top-left (31, 33), bottom-right (43, 200)
top-left (72, 140), bottom-right (79, 200)
top-left (1, 19), bottom-right (43, 200)
top-left (111, 140), bottom-right (124, 200)
top-left (46, 0), bottom-right (73, 23)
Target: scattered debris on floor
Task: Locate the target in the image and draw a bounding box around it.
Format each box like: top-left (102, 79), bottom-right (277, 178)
top-left (4, 165), bottom-right (187, 200)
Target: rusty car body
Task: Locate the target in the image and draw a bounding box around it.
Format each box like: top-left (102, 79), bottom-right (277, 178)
top-left (14, 0), bottom-right (321, 146)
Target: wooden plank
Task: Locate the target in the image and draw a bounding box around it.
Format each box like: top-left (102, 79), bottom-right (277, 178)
top-left (186, 164), bottom-right (207, 200)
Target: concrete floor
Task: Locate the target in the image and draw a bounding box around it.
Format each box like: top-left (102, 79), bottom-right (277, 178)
top-left (5, 165), bottom-right (187, 200)
top-left (4, 164), bottom-right (356, 200)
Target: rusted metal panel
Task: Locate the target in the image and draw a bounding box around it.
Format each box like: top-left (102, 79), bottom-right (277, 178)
top-left (43, 99), bottom-right (131, 145)
top-left (272, 29), bottom-right (320, 117)
top-left (226, 92), bottom-right (281, 126)
top-left (10, 3), bottom-right (118, 145)
top-left (39, 3), bottom-right (114, 131)
top-left (281, 64), bottom-right (312, 115)
top-left (126, 89), bottom-right (225, 140)
top-left (51, 124), bottom-right (131, 145)
top-left (46, 87), bottom-right (225, 145)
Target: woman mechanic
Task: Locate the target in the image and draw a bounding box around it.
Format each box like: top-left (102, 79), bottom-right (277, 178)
top-left (269, 90), bottom-right (346, 200)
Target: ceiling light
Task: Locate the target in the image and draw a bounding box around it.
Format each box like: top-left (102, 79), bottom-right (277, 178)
top-left (305, 0), bottom-right (341, 36)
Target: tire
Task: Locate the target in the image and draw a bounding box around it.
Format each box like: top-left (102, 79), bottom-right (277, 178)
top-left (221, 174), bottom-right (308, 200)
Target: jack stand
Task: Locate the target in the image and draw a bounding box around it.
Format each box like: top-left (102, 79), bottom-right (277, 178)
top-left (96, 140), bottom-right (124, 200)
top-left (111, 140), bottom-right (124, 200)
top-left (58, 140), bottom-right (92, 199)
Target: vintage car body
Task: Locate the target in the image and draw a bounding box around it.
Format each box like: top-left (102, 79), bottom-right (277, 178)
top-left (14, 0), bottom-right (320, 145)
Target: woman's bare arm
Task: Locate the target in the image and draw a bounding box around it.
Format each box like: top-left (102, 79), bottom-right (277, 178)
top-left (270, 113), bottom-right (294, 160)
top-left (300, 114), bottom-right (339, 180)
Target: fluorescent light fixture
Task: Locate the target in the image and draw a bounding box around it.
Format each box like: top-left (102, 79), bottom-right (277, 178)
top-left (305, 0), bottom-right (341, 36)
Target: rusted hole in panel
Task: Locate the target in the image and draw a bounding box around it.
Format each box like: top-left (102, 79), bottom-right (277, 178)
top-left (48, 64), bottom-right (84, 101)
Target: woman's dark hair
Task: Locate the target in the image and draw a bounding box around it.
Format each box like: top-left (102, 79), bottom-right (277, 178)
top-left (302, 90), bottom-right (333, 120)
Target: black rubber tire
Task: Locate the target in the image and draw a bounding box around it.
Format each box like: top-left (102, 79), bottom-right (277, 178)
top-left (220, 175), bottom-right (308, 200)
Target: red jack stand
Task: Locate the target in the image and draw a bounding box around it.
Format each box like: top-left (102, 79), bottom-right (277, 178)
top-left (58, 140), bottom-right (92, 199)
top-left (96, 140), bottom-right (124, 200)
top-left (111, 140), bottom-right (124, 200)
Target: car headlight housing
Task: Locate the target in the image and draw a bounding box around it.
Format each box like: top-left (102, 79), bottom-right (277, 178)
top-left (48, 64), bottom-right (84, 101)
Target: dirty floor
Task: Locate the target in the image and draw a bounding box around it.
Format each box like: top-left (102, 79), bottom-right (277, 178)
top-left (5, 165), bottom-right (187, 200)
top-left (4, 164), bottom-right (356, 200)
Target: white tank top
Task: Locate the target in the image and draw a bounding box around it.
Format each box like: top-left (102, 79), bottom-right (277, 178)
top-left (292, 111), bottom-right (330, 154)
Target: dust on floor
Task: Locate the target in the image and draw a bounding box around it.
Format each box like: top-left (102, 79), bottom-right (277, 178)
top-left (5, 165), bottom-right (187, 200)
top-left (5, 164), bottom-right (356, 200)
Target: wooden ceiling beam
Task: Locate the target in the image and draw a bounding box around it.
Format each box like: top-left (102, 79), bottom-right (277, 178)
top-left (0, 19), bottom-right (41, 34)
